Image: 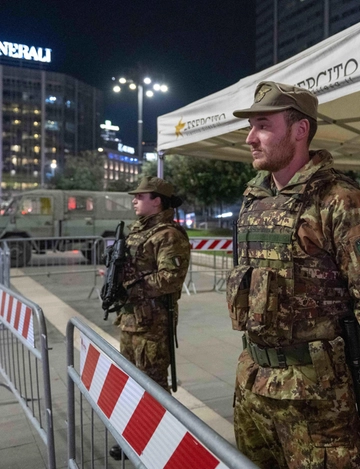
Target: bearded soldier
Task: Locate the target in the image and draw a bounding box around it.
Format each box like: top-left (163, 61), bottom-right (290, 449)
top-left (110, 176), bottom-right (190, 461)
top-left (227, 81), bottom-right (360, 468)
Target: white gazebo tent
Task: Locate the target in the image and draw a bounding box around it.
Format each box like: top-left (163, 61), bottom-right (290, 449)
top-left (157, 22), bottom-right (360, 172)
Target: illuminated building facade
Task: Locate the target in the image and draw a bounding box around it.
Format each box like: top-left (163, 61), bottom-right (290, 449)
top-left (98, 121), bottom-right (141, 186)
top-left (0, 40), bottom-right (103, 192)
top-left (102, 149), bottom-right (139, 186)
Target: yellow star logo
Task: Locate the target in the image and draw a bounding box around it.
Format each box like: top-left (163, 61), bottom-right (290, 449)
top-left (175, 118), bottom-right (186, 138)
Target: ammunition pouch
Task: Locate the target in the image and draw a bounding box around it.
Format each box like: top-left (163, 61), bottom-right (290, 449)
top-left (226, 266), bottom-right (252, 331)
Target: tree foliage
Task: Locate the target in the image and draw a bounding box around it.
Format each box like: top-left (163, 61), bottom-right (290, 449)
top-left (106, 175), bottom-right (133, 192)
top-left (53, 151), bottom-right (104, 191)
top-left (141, 155), bottom-right (256, 209)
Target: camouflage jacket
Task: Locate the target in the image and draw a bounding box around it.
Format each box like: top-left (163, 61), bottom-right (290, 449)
top-left (119, 208), bottom-right (190, 331)
top-left (230, 149), bottom-right (360, 400)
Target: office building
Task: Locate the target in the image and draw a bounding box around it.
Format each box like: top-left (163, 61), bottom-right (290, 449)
top-left (98, 121), bottom-right (140, 186)
top-left (0, 39), bottom-right (103, 192)
top-left (255, 0), bottom-right (360, 71)
top-left (101, 146), bottom-right (140, 187)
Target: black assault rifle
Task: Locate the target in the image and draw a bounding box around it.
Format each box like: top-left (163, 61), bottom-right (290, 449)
top-left (341, 316), bottom-right (360, 416)
top-left (101, 221), bottom-right (127, 321)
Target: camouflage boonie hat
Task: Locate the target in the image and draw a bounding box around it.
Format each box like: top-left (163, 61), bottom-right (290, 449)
top-left (128, 176), bottom-right (174, 197)
top-left (233, 81), bottom-right (318, 121)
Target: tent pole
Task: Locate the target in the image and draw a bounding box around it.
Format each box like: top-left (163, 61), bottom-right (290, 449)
top-left (157, 151), bottom-right (165, 178)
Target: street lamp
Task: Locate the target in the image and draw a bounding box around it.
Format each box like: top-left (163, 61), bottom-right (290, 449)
top-left (112, 75), bottom-right (168, 161)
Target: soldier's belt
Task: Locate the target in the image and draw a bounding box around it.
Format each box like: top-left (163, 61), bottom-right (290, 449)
top-left (243, 335), bottom-right (312, 368)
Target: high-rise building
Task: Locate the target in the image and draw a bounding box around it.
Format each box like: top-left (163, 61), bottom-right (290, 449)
top-left (255, 0), bottom-right (360, 72)
top-left (0, 40), bottom-right (103, 193)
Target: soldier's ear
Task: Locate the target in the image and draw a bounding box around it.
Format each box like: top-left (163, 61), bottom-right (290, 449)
top-left (294, 118), bottom-right (310, 142)
top-left (153, 196), bottom-right (162, 209)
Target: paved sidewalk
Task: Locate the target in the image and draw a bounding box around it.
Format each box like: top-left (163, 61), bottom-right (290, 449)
top-left (0, 269), bottom-right (244, 468)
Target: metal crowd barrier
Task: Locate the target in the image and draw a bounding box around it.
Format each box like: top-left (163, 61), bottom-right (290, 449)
top-left (87, 237), bottom-right (109, 301)
top-left (0, 235), bottom-right (234, 299)
top-left (0, 242), bottom-right (10, 287)
top-left (186, 237), bottom-right (233, 294)
top-left (0, 284), bottom-right (56, 469)
top-left (0, 236), bottom-right (111, 313)
top-left (66, 317), bottom-right (259, 469)
top-left (86, 236), bottom-right (234, 299)
top-left (0, 236), bottom-right (105, 303)
top-left (0, 235), bottom-right (104, 273)
top-left (87, 236), bottom-right (234, 298)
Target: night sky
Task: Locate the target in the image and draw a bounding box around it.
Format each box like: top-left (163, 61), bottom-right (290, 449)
top-left (2, 0), bottom-right (256, 147)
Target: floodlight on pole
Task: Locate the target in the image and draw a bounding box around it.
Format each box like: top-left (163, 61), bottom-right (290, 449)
top-left (111, 73), bottom-right (168, 161)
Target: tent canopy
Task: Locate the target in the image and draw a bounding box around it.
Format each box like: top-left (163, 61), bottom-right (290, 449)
top-left (157, 22), bottom-right (360, 171)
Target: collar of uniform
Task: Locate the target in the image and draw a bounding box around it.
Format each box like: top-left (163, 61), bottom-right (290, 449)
top-left (133, 208), bottom-right (175, 231)
top-left (285, 149), bottom-right (333, 192)
top-left (270, 176), bottom-right (280, 196)
top-left (244, 172), bottom-right (273, 198)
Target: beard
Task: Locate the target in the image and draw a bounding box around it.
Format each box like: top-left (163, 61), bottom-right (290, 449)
top-left (252, 127), bottom-right (296, 172)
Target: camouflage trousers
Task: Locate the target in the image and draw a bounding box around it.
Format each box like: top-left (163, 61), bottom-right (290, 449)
top-left (234, 388), bottom-right (360, 468)
top-left (120, 328), bottom-right (170, 392)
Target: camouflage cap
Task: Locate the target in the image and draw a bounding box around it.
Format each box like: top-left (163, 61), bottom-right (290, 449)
top-left (233, 81), bottom-right (318, 121)
top-left (128, 176), bottom-right (174, 197)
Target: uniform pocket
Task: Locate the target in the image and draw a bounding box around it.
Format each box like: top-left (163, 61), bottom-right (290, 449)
top-left (133, 303), bottom-right (153, 326)
top-left (226, 265), bottom-right (253, 331)
top-left (308, 340), bottom-right (335, 390)
top-left (248, 267), bottom-right (278, 327)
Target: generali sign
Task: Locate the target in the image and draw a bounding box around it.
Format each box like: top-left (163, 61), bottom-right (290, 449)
top-left (0, 41), bottom-right (52, 63)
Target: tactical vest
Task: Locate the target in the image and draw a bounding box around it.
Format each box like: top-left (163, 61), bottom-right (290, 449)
top-left (120, 219), bottom-right (186, 329)
top-left (228, 171), bottom-right (353, 348)
top-left (124, 219), bottom-right (187, 298)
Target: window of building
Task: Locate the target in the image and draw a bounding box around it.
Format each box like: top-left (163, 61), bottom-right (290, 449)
top-left (45, 120), bottom-right (60, 131)
top-left (65, 122), bottom-right (75, 133)
top-left (45, 95), bottom-right (62, 104)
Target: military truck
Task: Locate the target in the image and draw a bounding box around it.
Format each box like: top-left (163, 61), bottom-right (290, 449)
top-left (0, 189), bottom-right (135, 266)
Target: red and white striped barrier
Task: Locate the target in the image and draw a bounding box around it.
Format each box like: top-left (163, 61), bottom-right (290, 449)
top-left (80, 333), bottom-right (228, 469)
top-left (190, 239), bottom-right (233, 251)
top-left (0, 287), bottom-right (34, 347)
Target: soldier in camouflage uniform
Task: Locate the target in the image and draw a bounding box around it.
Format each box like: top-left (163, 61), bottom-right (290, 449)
top-left (110, 176), bottom-right (190, 460)
top-left (227, 81), bottom-right (360, 468)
